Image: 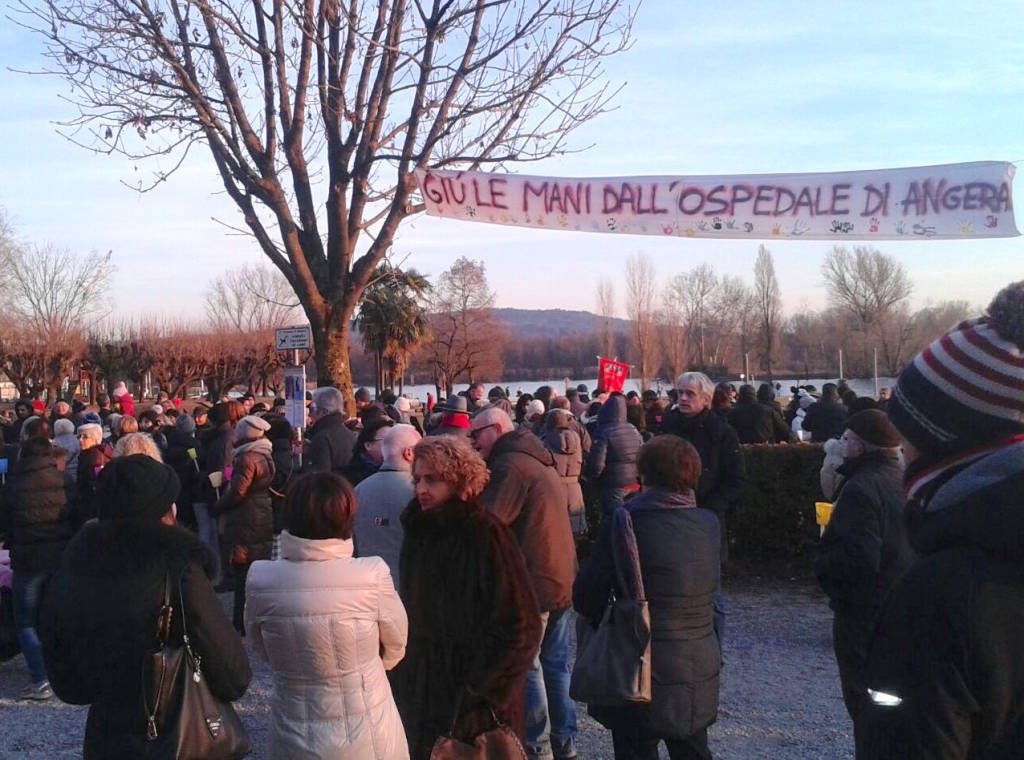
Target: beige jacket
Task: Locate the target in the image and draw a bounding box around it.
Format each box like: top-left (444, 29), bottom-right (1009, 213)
top-left (246, 532), bottom-right (409, 760)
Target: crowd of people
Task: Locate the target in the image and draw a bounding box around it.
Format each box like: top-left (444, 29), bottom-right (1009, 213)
top-left (0, 279), bottom-right (1023, 760)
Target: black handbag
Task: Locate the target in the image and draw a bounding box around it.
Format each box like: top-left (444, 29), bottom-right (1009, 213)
top-left (0, 586), bottom-right (20, 662)
top-left (142, 570), bottom-right (251, 760)
top-left (569, 506), bottom-right (652, 706)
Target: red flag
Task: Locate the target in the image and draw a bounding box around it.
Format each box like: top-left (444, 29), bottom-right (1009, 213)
top-left (598, 357), bottom-right (630, 393)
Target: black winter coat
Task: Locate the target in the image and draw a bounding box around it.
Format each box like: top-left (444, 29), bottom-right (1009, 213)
top-left (574, 488), bottom-right (721, 739)
top-left (393, 498), bottom-right (541, 760)
top-left (74, 444), bottom-right (114, 528)
top-left (213, 442), bottom-right (275, 562)
top-left (814, 452), bottom-right (914, 622)
top-left (39, 520), bottom-right (251, 760)
top-left (659, 408), bottom-right (746, 517)
top-left (2, 415), bottom-right (27, 446)
top-left (164, 429), bottom-right (200, 525)
top-left (196, 422), bottom-right (233, 504)
top-left (801, 399), bottom-right (847, 442)
top-left (863, 440), bottom-right (1024, 759)
top-left (306, 412), bottom-right (357, 474)
top-left (0, 454), bottom-right (72, 572)
top-left (728, 400), bottom-right (792, 444)
top-left (268, 436), bottom-right (294, 534)
top-left (585, 395), bottom-right (642, 489)
top-left (480, 429), bottom-right (577, 612)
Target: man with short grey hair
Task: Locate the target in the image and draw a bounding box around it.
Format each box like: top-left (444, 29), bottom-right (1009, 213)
top-left (660, 371), bottom-right (746, 642)
top-left (353, 424), bottom-right (421, 587)
top-left (661, 372), bottom-right (745, 520)
top-left (305, 386), bottom-right (357, 474)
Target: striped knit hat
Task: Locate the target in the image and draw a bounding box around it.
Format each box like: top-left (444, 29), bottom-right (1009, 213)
top-left (889, 281), bottom-right (1024, 457)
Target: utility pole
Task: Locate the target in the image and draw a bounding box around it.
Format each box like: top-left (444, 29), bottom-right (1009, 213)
top-left (873, 348), bottom-right (879, 398)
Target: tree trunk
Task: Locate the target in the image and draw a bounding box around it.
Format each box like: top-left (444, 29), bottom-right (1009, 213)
top-left (317, 318), bottom-right (356, 415)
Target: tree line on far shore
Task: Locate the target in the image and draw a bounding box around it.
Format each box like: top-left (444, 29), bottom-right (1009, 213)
top-left (0, 206), bottom-right (973, 401)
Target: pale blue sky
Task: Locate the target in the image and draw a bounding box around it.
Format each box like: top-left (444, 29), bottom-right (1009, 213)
top-left (1, 1), bottom-right (1022, 320)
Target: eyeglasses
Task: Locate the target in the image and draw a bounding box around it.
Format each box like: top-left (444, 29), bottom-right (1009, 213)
top-left (469, 423), bottom-right (496, 441)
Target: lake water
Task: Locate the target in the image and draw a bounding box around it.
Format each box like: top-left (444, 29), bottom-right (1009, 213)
top-left (393, 376), bottom-right (897, 403)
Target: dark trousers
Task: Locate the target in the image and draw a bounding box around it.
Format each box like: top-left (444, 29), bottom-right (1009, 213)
top-left (833, 613), bottom-right (873, 756)
top-left (611, 725), bottom-right (711, 760)
top-left (232, 561), bottom-right (252, 635)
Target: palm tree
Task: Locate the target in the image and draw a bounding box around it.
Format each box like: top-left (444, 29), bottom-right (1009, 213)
top-left (355, 265), bottom-right (431, 394)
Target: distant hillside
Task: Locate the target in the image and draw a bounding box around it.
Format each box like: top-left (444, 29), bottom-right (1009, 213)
top-left (492, 308), bottom-right (628, 338)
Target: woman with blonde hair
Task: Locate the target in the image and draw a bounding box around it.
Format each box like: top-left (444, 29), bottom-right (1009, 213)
top-left (391, 436), bottom-right (540, 759)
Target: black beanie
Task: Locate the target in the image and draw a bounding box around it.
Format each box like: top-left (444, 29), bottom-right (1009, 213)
top-left (846, 409), bottom-right (902, 449)
top-left (97, 454), bottom-right (180, 522)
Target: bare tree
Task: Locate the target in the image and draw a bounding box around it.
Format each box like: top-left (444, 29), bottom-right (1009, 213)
top-left (625, 253), bottom-right (657, 390)
top-left (85, 318), bottom-right (154, 398)
top-left (3, 242), bottom-right (112, 342)
top-left (753, 245), bottom-right (782, 377)
top-left (423, 257), bottom-right (504, 395)
top-left (0, 224), bottom-right (113, 400)
top-left (19, 1), bottom-right (634, 406)
top-left (205, 264), bottom-right (300, 333)
top-left (706, 274), bottom-right (749, 369)
top-left (679, 264), bottom-right (718, 366)
top-left (658, 280), bottom-right (688, 382)
top-left (822, 247), bottom-right (912, 327)
top-left (822, 246), bottom-right (913, 373)
top-left (596, 278), bottom-right (617, 358)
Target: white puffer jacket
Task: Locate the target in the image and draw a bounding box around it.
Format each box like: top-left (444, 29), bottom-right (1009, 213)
top-left (246, 531), bottom-right (410, 760)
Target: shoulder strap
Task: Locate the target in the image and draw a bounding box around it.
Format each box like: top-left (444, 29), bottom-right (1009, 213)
top-left (154, 570), bottom-right (173, 645)
top-left (611, 507), bottom-right (646, 602)
top-left (174, 566), bottom-right (191, 641)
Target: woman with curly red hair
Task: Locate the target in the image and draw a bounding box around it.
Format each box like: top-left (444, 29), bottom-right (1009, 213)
top-left (391, 436), bottom-right (541, 759)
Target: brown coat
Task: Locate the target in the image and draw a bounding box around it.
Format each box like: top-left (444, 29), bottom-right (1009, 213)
top-left (542, 421), bottom-right (585, 535)
top-left (480, 429), bottom-right (576, 612)
top-left (393, 498), bottom-right (540, 760)
top-left (213, 441), bottom-right (275, 561)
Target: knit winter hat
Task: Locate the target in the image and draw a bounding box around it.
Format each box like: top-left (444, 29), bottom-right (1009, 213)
top-left (846, 410), bottom-right (901, 449)
top-left (97, 454), bottom-right (180, 522)
top-left (53, 418), bottom-right (75, 437)
top-left (175, 413), bottom-right (196, 435)
top-left (235, 414), bottom-right (271, 442)
top-left (889, 280), bottom-right (1024, 457)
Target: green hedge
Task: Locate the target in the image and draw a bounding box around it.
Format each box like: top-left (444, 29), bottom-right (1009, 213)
top-left (579, 442), bottom-right (826, 576)
top-left (730, 443), bottom-right (825, 569)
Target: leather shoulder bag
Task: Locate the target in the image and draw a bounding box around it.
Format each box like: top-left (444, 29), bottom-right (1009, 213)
top-left (429, 689), bottom-right (527, 760)
top-left (569, 506), bottom-right (652, 706)
top-left (142, 569), bottom-right (251, 760)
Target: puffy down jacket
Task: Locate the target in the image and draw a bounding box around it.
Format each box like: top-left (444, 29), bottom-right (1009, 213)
top-left (542, 423), bottom-right (586, 535)
top-left (246, 532), bottom-right (409, 759)
top-left (585, 394), bottom-right (642, 489)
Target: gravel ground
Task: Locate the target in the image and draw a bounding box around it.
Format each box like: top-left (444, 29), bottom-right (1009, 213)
top-left (0, 578), bottom-right (853, 759)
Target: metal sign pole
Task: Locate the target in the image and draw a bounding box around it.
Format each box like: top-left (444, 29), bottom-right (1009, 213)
top-left (279, 326), bottom-right (310, 473)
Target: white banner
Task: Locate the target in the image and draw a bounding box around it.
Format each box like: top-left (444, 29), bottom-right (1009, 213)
top-left (414, 161), bottom-right (1017, 240)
